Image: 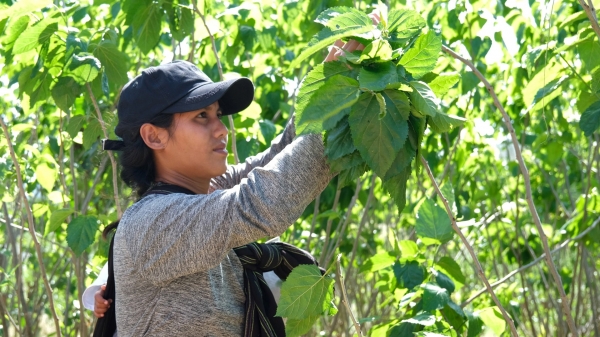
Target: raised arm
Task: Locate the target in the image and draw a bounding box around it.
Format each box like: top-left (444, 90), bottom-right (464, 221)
top-left (117, 133), bottom-right (333, 286)
top-left (209, 117), bottom-right (296, 191)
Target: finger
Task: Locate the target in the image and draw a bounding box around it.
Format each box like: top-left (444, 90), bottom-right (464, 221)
top-left (368, 13), bottom-right (381, 25)
top-left (325, 40), bottom-right (345, 62)
top-left (335, 40), bottom-right (359, 58)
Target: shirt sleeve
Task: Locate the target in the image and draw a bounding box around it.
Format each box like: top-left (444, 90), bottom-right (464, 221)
top-left (118, 133), bottom-right (334, 286)
top-left (209, 117), bottom-right (296, 191)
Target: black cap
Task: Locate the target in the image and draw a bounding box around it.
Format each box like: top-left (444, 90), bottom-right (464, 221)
top-left (107, 60), bottom-right (254, 149)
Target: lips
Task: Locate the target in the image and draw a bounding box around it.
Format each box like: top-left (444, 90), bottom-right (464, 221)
top-left (213, 144), bottom-right (228, 155)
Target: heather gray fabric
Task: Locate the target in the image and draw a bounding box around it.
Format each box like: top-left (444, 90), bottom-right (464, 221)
top-left (113, 120), bottom-right (333, 337)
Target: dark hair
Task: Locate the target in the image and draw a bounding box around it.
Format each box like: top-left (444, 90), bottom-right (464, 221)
top-left (103, 113), bottom-right (175, 239)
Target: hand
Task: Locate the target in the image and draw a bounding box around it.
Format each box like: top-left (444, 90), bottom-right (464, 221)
top-left (323, 11), bottom-right (381, 63)
top-left (94, 284), bottom-right (112, 318)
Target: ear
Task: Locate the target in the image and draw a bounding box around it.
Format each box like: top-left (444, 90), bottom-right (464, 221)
top-left (140, 123), bottom-right (169, 150)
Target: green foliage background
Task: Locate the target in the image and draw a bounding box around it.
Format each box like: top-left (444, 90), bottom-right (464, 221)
top-left (0, 0), bottom-right (599, 336)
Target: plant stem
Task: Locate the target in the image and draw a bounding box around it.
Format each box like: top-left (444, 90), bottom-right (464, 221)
top-left (0, 118), bottom-right (63, 337)
top-left (578, 0), bottom-right (600, 42)
top-left (336, 254), bottom-right (362, 337)
top-left (442, 45), bottom-right (578, 336)
top-left (463, 215), bottom-right (600, 306)
top-left (86, 83), bottom-right (122, 217)
top-left (192, 1), bottom-right (240, 164)
top-left (420, 155), bottom-right (519, 337)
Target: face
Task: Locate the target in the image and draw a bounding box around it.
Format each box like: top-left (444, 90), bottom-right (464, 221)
top-left (153, 101), bottom-right (229, 183)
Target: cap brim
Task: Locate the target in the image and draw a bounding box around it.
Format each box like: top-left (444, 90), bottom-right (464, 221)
top-left (161, 77), bottom-right (254, 115)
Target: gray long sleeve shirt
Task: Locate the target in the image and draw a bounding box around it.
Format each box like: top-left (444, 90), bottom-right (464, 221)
top-left (113, 122), bottom-right (333, 337)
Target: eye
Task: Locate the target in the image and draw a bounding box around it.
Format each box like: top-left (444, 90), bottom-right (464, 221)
top-left (197, 111), bottom-right (208, 118)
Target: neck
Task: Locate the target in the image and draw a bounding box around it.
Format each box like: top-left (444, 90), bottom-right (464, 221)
top-left (154, 171), bottom-right (210, 194)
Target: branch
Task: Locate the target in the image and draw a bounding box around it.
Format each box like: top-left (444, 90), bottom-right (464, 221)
top-left (336, 254), bottom-right (362, 337)
top-left (86, 83), bottom-right (122, 217)
top-left (192, 1), bottom-right (240, 164)
top-left (0, 118), bottom-right (62, 337)
top-left (578, 0), bottom-right (600, 42)
top-left (420, 155), bottom-right (519, 337)
top-left (463, 216), bottom-right (600, 306)
top-left (442, 45), bottom-right (579, 336)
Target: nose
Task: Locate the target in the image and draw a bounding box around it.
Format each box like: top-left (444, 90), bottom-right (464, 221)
top-left (213, 116), bottom-right (229, 139)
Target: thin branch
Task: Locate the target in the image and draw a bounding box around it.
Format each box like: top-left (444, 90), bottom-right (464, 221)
top-left (420, 155), bottom-right (519, 337)
top-left (305, 194), bottom-right (321, 251)
top-left (578, 0), bottom-right (600, 42)
top-left (463, 215), bottom-right (600, 306)
top-left (0, 118), bottom-right (63, 337)
top-left (86, 83), bottom-right (122, 217)
top-left (336, 254), bottom-right (362, 337)
top-left (192, 1), bottom-right (240, 164)
top-left (324, 178), bottom-right (364, 266)
top-left (442, 45), bottom-right (579, 336)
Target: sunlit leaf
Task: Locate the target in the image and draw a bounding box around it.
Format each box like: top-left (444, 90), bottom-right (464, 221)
top-left (399, 31), bottom-right (441, 79)
top-left (415, 199), bottom-right (453, 245)
top-left (276, 265), bottom-right (335, 319)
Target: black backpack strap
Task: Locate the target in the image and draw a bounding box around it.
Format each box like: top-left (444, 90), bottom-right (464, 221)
top-left (92, 236), bottom-right (117, 337)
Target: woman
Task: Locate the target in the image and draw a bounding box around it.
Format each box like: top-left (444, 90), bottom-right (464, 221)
top-left (99, 39), bottom-right (366, 337)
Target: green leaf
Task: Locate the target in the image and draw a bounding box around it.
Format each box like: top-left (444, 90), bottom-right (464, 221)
top-left (328, 151), bottom-right (364, 172)
top-left (467, 310), bottom-right (484, 337)
top-left (93, 40), bottom-right (129, 86)
top-left (35, 162), bottom-right (57, 192)
top-left (401, 312), bottom-right (436, 326)
top-left (2, 15), bottom-right (29, 49)
top-left (360, 252), bottom-right (397, 273)
top-left (51, 77), bottom-right (82, 112)
top-left (383, 163), bottom-right (412, 212)
top-left (337, 162), bottom-right (368, 188)
top-left (440, 183), bottom-right (457, 214)
top-left (436, 256), bottom-right (466, 287)
top-left (427, 112), bottom-right (466, 133)
top-left (70, 53), bottom-right (101, 84)
top-left (387, 9), bottom-right (426, 44)
top-left (421, 282), bottom-right (449, 311)
top-left (442, 301), bottom-right (466, 332)
top-left (285, 315), bottom-right (320, 337)
top-left (399, 240), bottom-right (419, 257)
top-left (289, 11), bottom-right (374, 69)
top-left (393, 260), bottom-right (425, 289)
top-left (132, 1), bottom-right (163, 54)
top-left (428, 73), bottom-right (461, 97)
top-left (325, 117), bottom-right (355, 160)
top-left (66, 115), bottom-right (86, 138)
top-left (83, 119), bottom-right (103, 149)
top-left (409, 81), bottom-right (439, 117)
top-left (359, 39), bottom-right (393, 62)
top-left (12, 18), bottom-right (58, 54)
top-left (399, 31), bottom-right (441, 79)
top-left (528, 74), bottom-right (570, 111)
top-left (388, 322), bottom-right (416, 337)
top-left (67, 215), bottom-right (100, 256)
top-left (349, 92), bottom-right (409, 177)
top-left (295, 61), bottom-right (354, 134)
top-left (46, 208), bottom-right (74, 236)
top-left (522, 61), bottom-right (563, 107)
top-left (0, 0), bottom-right (52, 21)
top-left (578, 38), bottom-right (600, 73)
top-left (296, 74), bottom-right (359, 131)
top-left (415, 199), bottom-right (453, 245)
top-left (580, 100), bottom-right (600, 137)
top-left (382, 89), bottom-right (411, 120)
top-left (478, 307), bottom-right (506, 336)
top-left (276, 265), bottom-right (336, 319)
top-left (435, 271), bottom-right (455, 294)
top-left (358, 61), bottom-right (398, 92)
top-left (314, 6), bottom-right (361, 25)
top-left (259, 120), bottom-right (276, 145)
